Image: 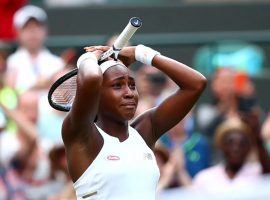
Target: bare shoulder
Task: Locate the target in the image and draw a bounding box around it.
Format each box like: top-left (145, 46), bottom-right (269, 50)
top-left (61, 113), bottom-right (99, 146)
top-left (61, 116), bottom-right (104, 182)
top-left (130, 108), bottom-right (156, 148)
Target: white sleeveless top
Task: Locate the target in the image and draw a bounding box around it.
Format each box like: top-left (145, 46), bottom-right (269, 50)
top-left (73, 125), bottom-right (160, 200)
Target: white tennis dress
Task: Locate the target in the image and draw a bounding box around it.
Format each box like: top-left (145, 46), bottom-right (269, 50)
top-left (73, 125), bottom-right (160, 200)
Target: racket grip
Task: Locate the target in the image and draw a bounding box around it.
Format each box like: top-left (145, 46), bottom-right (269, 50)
top-left (113, 17), bottom-right (142, 50)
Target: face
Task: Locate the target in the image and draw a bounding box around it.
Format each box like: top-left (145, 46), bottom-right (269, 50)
top-left (98, 65), bottom-right (139, 122)
top-left (221, 130), bottom-right (251, 167)
top-left (17, 19), bottom-right (47, 52)
top-left (212, 69), bottom-right (236, 101)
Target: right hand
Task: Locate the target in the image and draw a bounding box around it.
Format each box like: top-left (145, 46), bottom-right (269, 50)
top-left (84, 46), bottom-right (110, 60)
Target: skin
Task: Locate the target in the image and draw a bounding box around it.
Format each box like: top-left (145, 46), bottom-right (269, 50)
top-left (17, 19), bottom-right (47, 56)
top-left (240, 113), bottom-right (270, 174)
top-left (62, 46), bottom-right (207, 182)
top-left (220, 131), bottom-right (251, 179)
top-left (211, 68), bottom-right (238, 115)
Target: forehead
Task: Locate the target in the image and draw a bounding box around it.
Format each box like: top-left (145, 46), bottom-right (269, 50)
top-left (103, 64), bottom-right (135, 81)
top-left (22, 18), bottom-right (45, 29)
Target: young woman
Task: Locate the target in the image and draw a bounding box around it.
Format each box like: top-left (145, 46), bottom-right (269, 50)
top-left (62, 44), bottom-right (207, 199)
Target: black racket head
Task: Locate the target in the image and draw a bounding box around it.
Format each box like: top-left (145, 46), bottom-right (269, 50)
top-left (48, 68), bottom-right (78, 112)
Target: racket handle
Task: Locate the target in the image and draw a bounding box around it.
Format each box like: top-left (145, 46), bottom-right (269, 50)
top-left (99, 17), bottom-right (142, 61)
top-left (113, 17), bottom-right (142, 50)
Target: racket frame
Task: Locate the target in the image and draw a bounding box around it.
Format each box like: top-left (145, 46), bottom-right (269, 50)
top-left (48, 68), bottom-right (78, 112)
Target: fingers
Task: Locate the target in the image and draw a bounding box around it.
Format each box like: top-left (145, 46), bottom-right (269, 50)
top-left (92, 50), bottom-right (104, 60)
top-left (84, 45), bottom-right (110, 52)
top-left (83, 46), bottom-right (110, 60)
top-left (84, 46), bottom-right (95, 52)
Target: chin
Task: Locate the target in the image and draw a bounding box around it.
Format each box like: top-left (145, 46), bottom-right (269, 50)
top-left (123, 111), bottom-right (136, 121)
top-left (126, 113), bottom-right (136, 120)
top-left (120, 107), bottom-right (137, 120)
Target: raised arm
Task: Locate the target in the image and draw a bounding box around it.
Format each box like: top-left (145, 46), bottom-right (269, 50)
top-left (131, 45), bottom-right (207, 146)
top-left (62, 50), bottom-right (103, 145)
top-left (241, 112), bottom-right (270, 174)
top-left (61, 49), bottom-right (114, 182)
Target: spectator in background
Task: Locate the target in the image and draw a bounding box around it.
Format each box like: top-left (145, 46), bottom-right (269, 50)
top-left (154, 143), bottom-right (191, 191)
top-left (5, 5), bottom-right (64, 93)
top-left (262, 113), bottom-right (270, 155)
top-left (60, 47), bottom-right (78, 70)
top-left (197, 68), bottom-right (238, 139)
top-left (193, 117), bottom-right (270, 193)
top-left (0, 0), bottom-right (27, 41)
top-left (135, 66), bottom-right (168, 116)
top-left (0, 42), bottom-right (18, 132)
top-left (0, 90), bottom-right (71, 199)
top-left (37, 69), bottom-right (68, 143)
top-left (160, 112), bottom-right (210, 178)
top-left (0, 90), bottom-right (43, 199)
top-left (196, 68), bottom-right (259, 163)
top-left (47, 144), bottom-right (76, 200)
top-left (0, 42), bottom-right (10, 74)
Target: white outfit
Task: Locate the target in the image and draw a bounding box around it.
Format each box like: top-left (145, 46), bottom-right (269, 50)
top-left (7, 48), bottom-right (64, 92)
top-left (0, 131), bottom-right (20, 167)
top-left (193, 162), bottom-right (262, 193)
top-left (74, 125), bottom-right (160, 200)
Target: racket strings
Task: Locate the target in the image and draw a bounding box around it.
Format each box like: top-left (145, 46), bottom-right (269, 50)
top-left (51, 75), bottom-right (77, 106)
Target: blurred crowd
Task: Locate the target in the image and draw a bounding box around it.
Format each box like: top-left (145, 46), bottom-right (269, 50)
top-left (1, 3), bottom-right (270, 200)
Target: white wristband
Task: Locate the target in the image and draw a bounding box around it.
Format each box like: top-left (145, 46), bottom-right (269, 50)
top-left (135, 44), bottom-right (160, 66)
top-left (76, 52), bottom-right (98, 68)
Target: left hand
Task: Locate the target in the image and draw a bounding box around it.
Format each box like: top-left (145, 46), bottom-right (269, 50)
top-left (117, 46), bottom-right (136, 67)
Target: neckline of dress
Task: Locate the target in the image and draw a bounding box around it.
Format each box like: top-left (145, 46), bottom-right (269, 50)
top-left (95, 124), bottom-right (130, 143)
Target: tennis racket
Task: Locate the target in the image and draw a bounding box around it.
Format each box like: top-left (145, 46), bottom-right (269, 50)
top-left (48, 17), bottom-right (142, 112)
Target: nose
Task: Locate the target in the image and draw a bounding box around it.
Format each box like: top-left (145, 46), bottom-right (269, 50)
top-left (123, 85), bottom-right (134, 98)
top-left (231, 145), bottom-right (240, 154)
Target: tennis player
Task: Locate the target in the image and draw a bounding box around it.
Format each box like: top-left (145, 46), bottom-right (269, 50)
top-left (62, 45), bottom-right (207, 199)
